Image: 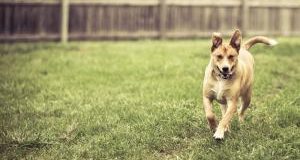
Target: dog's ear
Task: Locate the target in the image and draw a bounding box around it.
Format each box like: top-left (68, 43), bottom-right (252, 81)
top-left (230, 29), bottom-right (242, 52)
top-left (211, 32), bottom-right (222, 52)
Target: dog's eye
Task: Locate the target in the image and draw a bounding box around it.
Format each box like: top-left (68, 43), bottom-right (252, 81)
top-left (228, 55), bottom-right (234, 59)
top-left (217, 55), bottom-right (223, 59)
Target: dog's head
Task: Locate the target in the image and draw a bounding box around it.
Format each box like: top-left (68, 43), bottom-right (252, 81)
top-left (211, 29), bottom-right (241, 79)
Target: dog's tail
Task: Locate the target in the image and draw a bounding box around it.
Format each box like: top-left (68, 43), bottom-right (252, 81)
top-left (243, 36), bottom-right (277, 50)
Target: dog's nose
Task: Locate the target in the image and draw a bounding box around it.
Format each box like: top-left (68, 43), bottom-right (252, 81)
top-left (222, 67), bottom-right (229, 72)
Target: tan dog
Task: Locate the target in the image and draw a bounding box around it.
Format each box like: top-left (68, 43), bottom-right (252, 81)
top-left (202, 29), bottom-right (277, 139)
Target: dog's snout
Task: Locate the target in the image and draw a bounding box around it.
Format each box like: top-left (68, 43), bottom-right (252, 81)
top-left (222, 67), bottom-right (229, 72)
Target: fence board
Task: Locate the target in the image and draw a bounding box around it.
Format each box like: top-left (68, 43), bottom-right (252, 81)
top-left (291, 8), bottom-right (300, 32)
top-left (280, 8), bottom-right (291, 36)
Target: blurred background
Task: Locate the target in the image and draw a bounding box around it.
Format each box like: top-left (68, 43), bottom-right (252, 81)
top-left (1, 0), bottom-right (300, 42)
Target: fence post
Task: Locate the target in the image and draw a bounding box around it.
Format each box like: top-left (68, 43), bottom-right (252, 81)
top-left (159, 0), bottom-right (167, 39)
top-left (241, 0), bottom-right (249, 36)
top-left (61, 0), bottom-right (69, 43)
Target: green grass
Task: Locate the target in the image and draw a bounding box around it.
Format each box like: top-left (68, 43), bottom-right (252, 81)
top-left (0, 38), bottom-right (299, 159)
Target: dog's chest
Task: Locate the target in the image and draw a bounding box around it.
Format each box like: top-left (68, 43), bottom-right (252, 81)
top-left (211, 81), bottom-right (227, 104)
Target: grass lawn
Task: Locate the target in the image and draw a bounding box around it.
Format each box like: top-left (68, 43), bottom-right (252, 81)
top-left (0, 38), bottom-right (299, 159)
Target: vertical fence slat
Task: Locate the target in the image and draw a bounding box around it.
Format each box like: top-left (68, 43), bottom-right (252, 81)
top-left (61, 0), bottom-right (69, 43)
top-left (159, 0), bottom-right (167, 39)
top-left (241, 0), bottom-right (249, 35)
top-left (4, 4), bottom-right (11, 35)
top-left (203, 7), bottom-right (211, 32)
top-left (86, 6), bottom-right (93, 35)
top-left (263, 8), bottom-right (269, 32)
top-left (280, 8), bottom-right (291, 36)
top-left (219, 7), bottom-right (226, 32)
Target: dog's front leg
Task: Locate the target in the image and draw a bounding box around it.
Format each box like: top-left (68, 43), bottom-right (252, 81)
top-left (203, 96), bottom-right (217, 131)
top-left (221, 104), bottom-right (230, 132)
top-left (213, 98), bottom-right (237, 139)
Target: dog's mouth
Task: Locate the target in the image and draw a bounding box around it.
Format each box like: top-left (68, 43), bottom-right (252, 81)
top-left (216, 67), bottom-right (233, 80)
top-left (220, 73), bottom-right (232, 79)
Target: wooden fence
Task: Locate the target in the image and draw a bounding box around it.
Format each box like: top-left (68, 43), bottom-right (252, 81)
top-left (1, 0), bottom-right (300, 42)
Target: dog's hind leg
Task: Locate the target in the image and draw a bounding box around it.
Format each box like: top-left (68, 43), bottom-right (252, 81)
top-left (239, 89), bottom-right (252, 122)
top-left (221, 104), bottom-right (227, 117)
top-left (203, 97), bottom-right (217, 131)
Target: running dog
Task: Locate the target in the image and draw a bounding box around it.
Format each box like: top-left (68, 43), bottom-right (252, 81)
top-left (202, 29), bottom-right (277, 139)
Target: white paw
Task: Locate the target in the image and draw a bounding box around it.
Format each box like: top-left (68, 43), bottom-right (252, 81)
top-left (213, 129), bottom-right (224, 140)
